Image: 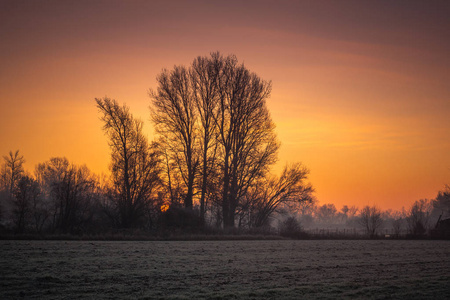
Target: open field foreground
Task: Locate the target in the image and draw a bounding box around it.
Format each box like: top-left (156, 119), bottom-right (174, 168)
top-left (1, 240), bottom-right (449, 299)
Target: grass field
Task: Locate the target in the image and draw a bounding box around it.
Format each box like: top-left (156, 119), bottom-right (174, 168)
top-left (1, 240), bottom-right (449, 299)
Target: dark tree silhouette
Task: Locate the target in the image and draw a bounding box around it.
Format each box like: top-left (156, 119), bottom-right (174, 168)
top-left (214, 54), bottom-right (279, 228)
top-left (316, 203), bottom-right (338, 224)
top-left (12, 175), bottom-right (40, 233)
top-left (358, 205), bottom-right (383, 238)
top-left (190, 54), bottom-right (222, 219)
top-left (96, 98), bottom-right (160, 228)
top-left (407, 199), bottom-right (432, 237)
top-left (1, 150), bottom-right (25, 194)
top-left (432, 185), bottom-right (450, 219)
top-left (150, 67), bottom-right (199, 210)
top-left (35, 157), bottom-right (96, 234)
top-left (248, 163), bottom-right (314, 228)
top-left (150, 53), bottom-right (282, 228)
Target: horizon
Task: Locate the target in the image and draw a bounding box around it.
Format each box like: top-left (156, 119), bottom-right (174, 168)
top-left (1, 1), bottom-right (449, 211)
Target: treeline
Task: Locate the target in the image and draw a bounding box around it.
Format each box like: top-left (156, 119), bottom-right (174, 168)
top-left (291, 193), bottom-right (450, 238)
top-left (0, 53), bottom-right (315, 236)
top-left (1, 52), bottom-right (448, 239)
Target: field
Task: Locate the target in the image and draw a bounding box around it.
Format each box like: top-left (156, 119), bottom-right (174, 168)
top-left (1, 240), bottom-right (449, 299)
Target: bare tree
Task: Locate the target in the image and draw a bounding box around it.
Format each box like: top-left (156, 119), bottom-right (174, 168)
top-left (247, 163), bottom-right (314, 228)
top-left (96, 98), bottom-right (160, 228)
top-left (432, 185), bottom-right (450, 220)
top-left (190, 53), bottom-right (222, 219)
top-left (1, 150), bottom-right (25, 194)
top-left (150, 66), bottom-right (199, 210)
top-left (407, 199), bottom-right (432, 237)
top-left (358, 205), bottom-right (383, 238)
top-left (35, 157), bottom-right (97, 233)
top-left (316, 203), bottom-right (338, 224)
top-left (12, 175), bottom-right (40, 233)
top-left (391, 210), bottom-right (405, 237)
top-left (215, 54), bottom-right (279, 228)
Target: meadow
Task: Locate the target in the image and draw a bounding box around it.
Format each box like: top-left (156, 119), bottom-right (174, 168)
top-left (1, 240), bottom-right (449, 299)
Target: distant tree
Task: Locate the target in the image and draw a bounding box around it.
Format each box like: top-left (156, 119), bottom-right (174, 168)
top-left (36, 157), bottom-right (97, 234)
top-left (391, 210), bottom-right (405, 237)
top-left (12, 175), bottom-right (40, 233)
top-left (432, 185), bottom-right (450, 220)
top-left (316, 203), bottom-right (338, 224)
top-left (338, 205), bottom-right (359, 225)
top-left (96, 98), bottom-right (160, 229)
top-left (407, 199), bottom-right (432, 237)
top-left (247, 163), bottom-right (314, 228)
top-left (1, 150), bottom-right (25, 194)
top-left (358, 205), bottom-right (383, 238)
top-left (279, 216), bottom-right (305, 239)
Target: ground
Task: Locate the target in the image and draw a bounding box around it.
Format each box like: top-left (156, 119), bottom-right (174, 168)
top-left (1, 240), bottom-right (449, 299)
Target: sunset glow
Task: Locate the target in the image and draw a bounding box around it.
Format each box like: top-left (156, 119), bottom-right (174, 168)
top-left (1, 1), bottom-right (449, 211)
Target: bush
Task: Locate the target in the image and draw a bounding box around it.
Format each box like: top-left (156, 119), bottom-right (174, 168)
top-left (279, 217), bottom-right (308, 239)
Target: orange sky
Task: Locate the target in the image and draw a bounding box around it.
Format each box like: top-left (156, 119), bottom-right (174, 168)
top-left (1, 0), bottom-right (449, 211)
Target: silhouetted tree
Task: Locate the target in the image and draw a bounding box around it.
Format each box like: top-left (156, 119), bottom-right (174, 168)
top-left (358, 205), bottom-right (383, 238)
top-left (96, 98), bottom-right (160, 228)
top-left (407, 199), bottom-right (432, 237)
top-left (214, 54), bottom-right (279, 228)
top-left (432, 185), bottom-right (450, 220)
top-left (391, 210), bottom-right (405, 237)
top-left (316, 203), bottom-right (338, 224)
top-left (190, 53), bottom-right (222, 219)
top-left (12, 175), bottom-right (40, 233)
top-left (1, 150), bottom-right (25, 194)
top-left (35, 157), bottom-right (96, 234)
top-left (279, 216), bottom-right (305, 239)
top-left (247, 163), bottom-right (314, 228)
top-left (150, 66), bottom-right (199, 210)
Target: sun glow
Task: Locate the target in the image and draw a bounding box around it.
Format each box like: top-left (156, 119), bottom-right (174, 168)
top-left (160, 204), bottom-right (169, 213)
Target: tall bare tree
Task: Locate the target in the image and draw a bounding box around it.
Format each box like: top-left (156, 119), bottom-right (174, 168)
top-left (150, 67), bottom-right (199, 210)
top-left (96, 97), bottom-right (160, 228)
top-left (215, 54), bottom-right (279, 227)
top-left (190, 53), bottom-right (222, 219)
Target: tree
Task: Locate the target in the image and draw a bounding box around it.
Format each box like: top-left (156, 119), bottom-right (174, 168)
top-left (391, 210), bottom-right (405, 237)
top-left (12, 175), bottom-right (40, 233)
top-left (96, 97), bottom-right (160, 228)
top-left (35, 157), bottom-right (97, 234)
top-left (246, 163), bottom-right (314, 228)
top-left (407, 199), bottom-right (432, 237)
top-left (316, 203), bottom-right (338, 224)
top-left (150, 52), bottom-right (279, 229)
top-left (1, 150), bottom-right (25, 194)
top-left (190, 53), bottom-right (222, 219)
top-left (214, 54), bottom-right (279, 228)
top-left (432, 185), bottom-right (450, 220)
top-left (150, 66), bottom-right (199, 210)
top-left (358, 205), bottom-right (383, 238)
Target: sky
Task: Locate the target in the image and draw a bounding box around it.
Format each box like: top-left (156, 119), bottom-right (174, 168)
top-left (1, 0), bottom-right (449, 211)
